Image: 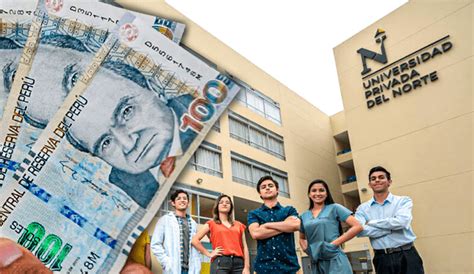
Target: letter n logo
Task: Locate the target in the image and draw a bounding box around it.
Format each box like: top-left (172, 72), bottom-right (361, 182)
top-left (357, 29), bottom-right (388, 75)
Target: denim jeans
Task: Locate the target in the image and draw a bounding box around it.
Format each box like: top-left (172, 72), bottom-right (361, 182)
top-left (210, 256), bottom-right (244, 274)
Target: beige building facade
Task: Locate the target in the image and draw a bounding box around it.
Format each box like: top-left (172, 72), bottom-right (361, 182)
top-left (333, 0), bottom-right (473, 273)
top-left (117, 0), bottom-right (472, 273)
top-left (117, 0), bottom-right (344, 273)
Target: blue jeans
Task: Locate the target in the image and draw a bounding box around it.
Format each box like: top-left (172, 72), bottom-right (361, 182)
top-left (181, 268), bottom-right (189, 274)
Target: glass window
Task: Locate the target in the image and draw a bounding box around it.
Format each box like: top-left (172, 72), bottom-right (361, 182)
top-left (252, 166), bottom-right (268, 183)
top-left (231, 152), bottom-right (290, 197)
top-left (231, 158), bottom-right (253, 186)
top-left (188, 143), bottom-right (222, 177)
top-left (268, 135), bottom-right (284, 156)
top-left (158, 187), bottom-right (218, 225)
top-left (236, 88), bottom-right (247, 103)
top-left (264, 101), bottom-right (282, 124)
top-left (229, 76), bottom-right (282, 125)
top-left (211, 118), bottom-right (220, 132)
top-left (229, 112), bottom-right (285, 159)
top-left (197, 195), bottom-right (215, 224)
top-left (273, 174), bottom-right (289, 196)
top-left (246, 91), bottom-right (265, 114)
top-left (229, 117), bottom-right (249, 142)
top-left (249, 127), bottom-right (267, 149)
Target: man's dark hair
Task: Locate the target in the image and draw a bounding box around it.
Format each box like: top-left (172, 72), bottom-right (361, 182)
top-left (256, 175), bottom-right (279, 192)
top-left (170, 189), bottom-right (189, 202)
top-left (368, 166), bottom-right (391, 180)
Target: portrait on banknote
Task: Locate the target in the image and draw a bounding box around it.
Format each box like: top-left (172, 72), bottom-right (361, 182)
top-left (0, 0), bottom-right (37, 119)
top-left (0, 34), bottom-right (22, 118)
top-left (0, 11), bottom-right (239, 272)
top-left (0, 0), bottom-right (186, 189)
top-left (63, 53), bottom-right (199, 207)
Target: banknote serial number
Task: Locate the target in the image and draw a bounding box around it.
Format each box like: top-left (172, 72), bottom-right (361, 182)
top-left (10, 220), bottom-right (72, 271)
top-left (80, 251), bottom-right (101, 273)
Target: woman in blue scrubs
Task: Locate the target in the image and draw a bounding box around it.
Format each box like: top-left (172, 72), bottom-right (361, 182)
top-left (299, 180), bottom-right (363, 274)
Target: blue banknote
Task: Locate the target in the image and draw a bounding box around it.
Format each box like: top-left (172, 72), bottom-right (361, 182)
top-left (0, 0), bottom-right (185, 189)
top-left (53, 0), bottom-right (185, 44)
top-left (0, 12), bottom-right (240, 273)
top-left (0, 0), bottom-right (37, 119)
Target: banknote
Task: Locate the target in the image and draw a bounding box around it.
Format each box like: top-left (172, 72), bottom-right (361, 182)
top-left (98, 0), bottom-right (122, 8)
top-left (0, 0), bottom-right (184, 189)
top-left (0, 0), bottom-right (38, 118)
top-left (0, 12), bottom-right (239, 273)
top-left (52, 0), bottom-right (185, 44)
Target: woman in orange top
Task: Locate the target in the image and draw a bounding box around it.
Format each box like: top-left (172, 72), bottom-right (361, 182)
top-left (192, 194), bottom-right (250, 274)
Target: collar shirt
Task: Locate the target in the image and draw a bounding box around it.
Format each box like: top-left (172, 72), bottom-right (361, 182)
top-left (175, 213), bottom-right (191, 270)
top-left (150, 212), bottom-right (201, 274)
top-left (355, 193), bottom-right (417, 249)
top-left (247, 202), bottom-right (300, 274)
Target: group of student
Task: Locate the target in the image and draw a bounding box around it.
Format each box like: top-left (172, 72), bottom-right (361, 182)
top-left (130, 165), bottom-right (425, 274)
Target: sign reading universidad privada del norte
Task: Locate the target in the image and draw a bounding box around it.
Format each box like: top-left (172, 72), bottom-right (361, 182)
top-left (357, 28), bottom-right (453, 109)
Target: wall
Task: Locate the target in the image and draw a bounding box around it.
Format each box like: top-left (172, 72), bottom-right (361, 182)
top-left (116, 0), bottom-right (343, 272)
top-left (334, 1), bottom-right (473, 272)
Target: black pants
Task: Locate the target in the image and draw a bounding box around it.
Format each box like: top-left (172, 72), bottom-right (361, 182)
top-left (210, 256), bottom-right (244, 274)
top-left (373, 247), bottom-right (424, 274)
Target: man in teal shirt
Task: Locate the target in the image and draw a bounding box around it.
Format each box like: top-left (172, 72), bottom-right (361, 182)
top-left (356, 166), bottom-right (424, 273)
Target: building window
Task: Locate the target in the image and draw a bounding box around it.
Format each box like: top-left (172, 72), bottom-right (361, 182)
top-left (230, 76), bottom-right (282, 125)
top-left (211, 118), bottom-right (220, 132)
top-left (158, 185), bottom-right (219, 224)
top-left (188, 142), bottom-right (222, 177)
top-left (230, 152), bottom-right (290, 197)
top-left (190, 193), bottom-right (215, 224)
top-left (229, 111), bottom-right (285, 159)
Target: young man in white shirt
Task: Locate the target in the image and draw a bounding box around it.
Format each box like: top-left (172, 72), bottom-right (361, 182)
top-left (151, 189), bottom-right (201, 274)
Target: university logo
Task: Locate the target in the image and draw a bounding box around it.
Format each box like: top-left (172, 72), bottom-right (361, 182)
top-left (357, 28), bottom-right (388, 75)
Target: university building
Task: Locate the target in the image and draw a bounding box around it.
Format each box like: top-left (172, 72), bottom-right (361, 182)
top-left (118, 0), bottom-right (472, 273)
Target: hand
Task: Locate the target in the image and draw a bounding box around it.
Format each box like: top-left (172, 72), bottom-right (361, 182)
top-left (287, 216), bottom-right (301, 226)
top-left (0, 238), bottom-right (151, 274)
top-left (242, 267), bottom-right (251, 274)
top-left (329, 241), bottom-right (339, 247)
top-left (120, 262), bottom-right (152, 274)
top-left (299, 239), bottom-right (308, 252)
top-left (0, 238), bottom-right (51, 274)
top-left (208, 246), bottom-right (223, 258)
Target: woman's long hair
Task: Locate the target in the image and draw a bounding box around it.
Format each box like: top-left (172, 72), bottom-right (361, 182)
top-left (308, 179), bottom-right (335, 209)
top-left (307, 179), bottom-right (343, 235)
top-left (213, 194), bottom-right (234, 225)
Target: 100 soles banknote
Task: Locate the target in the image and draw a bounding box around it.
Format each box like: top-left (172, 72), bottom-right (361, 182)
top-left (0, 0), bottom-right (185, 189)
top-left (0, 12), bottom-right (239, 273)
top-left (0, 0), bottom-right (38, 120)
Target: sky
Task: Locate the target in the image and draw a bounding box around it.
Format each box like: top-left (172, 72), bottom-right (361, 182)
top-left (166, 0), bottom-right (408, 115)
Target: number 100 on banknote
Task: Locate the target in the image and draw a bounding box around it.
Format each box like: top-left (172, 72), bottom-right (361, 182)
top-left (0, 12), bottom-right (240, 273)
